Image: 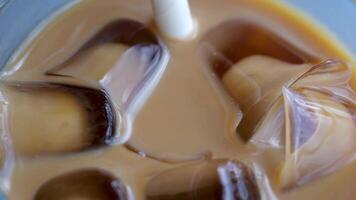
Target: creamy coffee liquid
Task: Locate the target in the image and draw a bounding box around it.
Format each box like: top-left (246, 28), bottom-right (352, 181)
top-left (0, 0), bottom-right (355, 199)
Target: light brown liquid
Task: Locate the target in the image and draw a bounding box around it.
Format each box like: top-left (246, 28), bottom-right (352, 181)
top-left (0, 0), bottom-right (355, 199)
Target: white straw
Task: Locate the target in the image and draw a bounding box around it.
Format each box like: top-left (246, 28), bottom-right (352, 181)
top-left (151, 0), bottom-right (196, 40)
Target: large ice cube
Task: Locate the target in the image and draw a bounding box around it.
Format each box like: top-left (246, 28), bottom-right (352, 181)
top-left (279, 60), bottom-right (356, 189)
top-left (214, 53), bottom-right (355, 189)
top-left (46, 19), bottom-right (169, 144)
top-left (199, 20), bottom-right (320, 147)
top-left (0, 19), bottom-right (169, 156)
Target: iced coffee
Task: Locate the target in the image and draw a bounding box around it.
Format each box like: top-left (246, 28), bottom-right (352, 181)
top-left (0, 0), bottom-right (355, 199)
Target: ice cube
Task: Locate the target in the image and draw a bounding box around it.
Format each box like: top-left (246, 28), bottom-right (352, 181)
top-left (279, 60), bottom-right (356, 189)
top-left (199, 19), bottom-right (323, 147)
top-left (100, 44), bottom-right (168, 143)
top-left (146, 159), bottom-right (260, 200)
top-left (2, 82), bottom-right (117, 156)
top-left (34, 168), bottom-right (127, 200)
top-left (0, 18), bottom-right (169, 156)
top-left (44, 19), bottom-right (169, 144)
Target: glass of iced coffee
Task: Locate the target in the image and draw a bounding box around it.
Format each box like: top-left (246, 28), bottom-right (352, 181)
top-left (0, 0), bottom-right (355, 199)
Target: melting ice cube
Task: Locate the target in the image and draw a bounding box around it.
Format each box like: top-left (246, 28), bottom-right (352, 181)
top-left (280, 60), bottom-right (356, 188)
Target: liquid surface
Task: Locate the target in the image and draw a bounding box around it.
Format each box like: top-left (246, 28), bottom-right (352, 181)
top-left (0, 0), bottom-right (355, 199)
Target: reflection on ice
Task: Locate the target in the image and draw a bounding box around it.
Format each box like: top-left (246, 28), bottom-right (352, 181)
top-left (101, 45), bottom-right (166, 116)
top-left (100, 44), bottom-right (168, 143)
